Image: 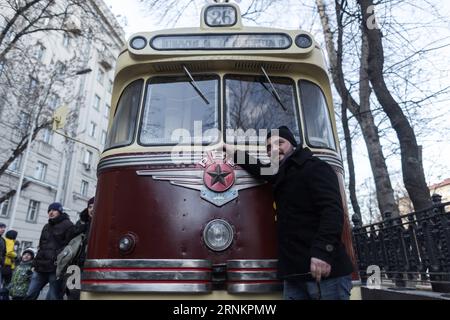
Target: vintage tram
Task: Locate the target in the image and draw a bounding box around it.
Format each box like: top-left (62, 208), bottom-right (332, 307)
top-left (81, 0), bottom-right (355, 299)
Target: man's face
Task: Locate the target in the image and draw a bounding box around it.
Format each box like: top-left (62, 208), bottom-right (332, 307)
top-left (266, 136), bottom-right (294, 163)
top-left (88, 203), bottom-right (94, 219)
top-left (48, 209), bottom-right (61, 219)
top-left (0, 226), bottom-right (5, 236)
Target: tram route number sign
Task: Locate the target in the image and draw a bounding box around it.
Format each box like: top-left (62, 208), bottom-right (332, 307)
top-left (205, 5), bottom-right (237, 27)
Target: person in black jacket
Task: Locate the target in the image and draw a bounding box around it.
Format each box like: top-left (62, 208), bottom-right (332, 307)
top-left (25, 202), bottom-right (74, 300)
top-left (0, 223), bottom-right (6, 287)
top-left (69, 197), bottom-right (94, 268)
top-left (65, 197), bottom-right (94, 300)
top-left (226, 126), bottom-right (354, 300)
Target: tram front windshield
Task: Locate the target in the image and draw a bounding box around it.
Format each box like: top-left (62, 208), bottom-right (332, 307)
top-left (140, 75), bottom-right (220, 145)
top-left (225, 75), bottom-right (301, 145)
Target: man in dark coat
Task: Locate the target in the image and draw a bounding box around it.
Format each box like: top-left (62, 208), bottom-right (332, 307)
top-left (0, 223), bottom-right (6, 286)
top-left (226, 126), bottom-right (354, 300)
top-left (65, 197), bottom-right (95, 300)
top-left (26, 202), bottom-right (74, 300)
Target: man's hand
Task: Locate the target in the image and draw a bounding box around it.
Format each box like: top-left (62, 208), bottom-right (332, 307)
top-left (310, 257), bottom-right (331, 282)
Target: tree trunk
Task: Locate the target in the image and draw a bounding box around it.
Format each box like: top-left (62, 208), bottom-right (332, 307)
top-left (358, 30), bottom-right (399, 217)
top-left (316, 0), bottom-right (399, 217)
top-left (341, 102), bottom-right (362, 219)
top-left (358, 0), bottom-right (431, 211)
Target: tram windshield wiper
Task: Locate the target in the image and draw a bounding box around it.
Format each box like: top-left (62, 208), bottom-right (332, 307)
top-left (183, 65), bottom-right (210, 105)
top-left (260, 66), bottom-right (287, 112)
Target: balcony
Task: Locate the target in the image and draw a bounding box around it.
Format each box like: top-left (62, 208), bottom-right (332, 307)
top-left (98, 51), bottom-right (114, 71)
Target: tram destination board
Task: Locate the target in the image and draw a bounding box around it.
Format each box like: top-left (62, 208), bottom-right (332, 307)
top-left (150, 33), bottom-right (292, 51)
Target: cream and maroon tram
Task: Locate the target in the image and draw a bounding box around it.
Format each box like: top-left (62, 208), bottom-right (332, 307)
top-left (81, 1), bottom-right (355, 299)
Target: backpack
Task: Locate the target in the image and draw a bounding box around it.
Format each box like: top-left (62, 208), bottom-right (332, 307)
top-left (56, 233), bottom-right (85, 280)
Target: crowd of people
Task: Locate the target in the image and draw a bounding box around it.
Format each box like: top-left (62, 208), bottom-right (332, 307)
top-left (0, 197), bottom-right (94, 300)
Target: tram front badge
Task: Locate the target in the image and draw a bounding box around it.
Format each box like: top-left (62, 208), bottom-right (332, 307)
top-left (136, 152), bottom-right (265, 207)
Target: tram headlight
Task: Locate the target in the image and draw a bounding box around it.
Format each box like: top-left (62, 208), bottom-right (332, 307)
top-left (295, 34), bottom-right (313, 49)
top-left (130, 36), bottom-right (147, 50)
top-left (119, 234), bottom-right (136, 253)
top-left (203, 219), bottom-right (234, 252)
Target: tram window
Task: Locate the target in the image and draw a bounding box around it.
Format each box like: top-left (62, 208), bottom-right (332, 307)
top-left (105, 79), bottom-right (143, 149)
top-left (225, 75), bottom-right (301, 145)
top-left (139, 75), bottom-right (219, 145)
top-left (299, 80), bottom-right (336, 150)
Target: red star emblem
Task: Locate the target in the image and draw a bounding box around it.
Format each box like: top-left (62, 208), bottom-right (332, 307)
top-left (203, 162), bottom-right (235, 192)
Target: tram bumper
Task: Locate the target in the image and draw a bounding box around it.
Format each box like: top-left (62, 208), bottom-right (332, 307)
top-left (81, 259), bottom-right (282, 300)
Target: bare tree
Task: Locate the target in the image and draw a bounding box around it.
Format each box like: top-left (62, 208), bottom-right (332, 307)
top-left (316, 0), bottom-right (399, 217)
top-left (139, 0), bottom-right (285, 27)
top-left (357, 0), bottom-right (440, 211)
top-left (0, 0), bottom-right (113, 205)
top-left (0, 48), bottom-right (84, 204)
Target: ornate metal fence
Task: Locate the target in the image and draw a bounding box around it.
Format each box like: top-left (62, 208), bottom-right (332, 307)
top-left (352, 194), bottom-right (450, 293)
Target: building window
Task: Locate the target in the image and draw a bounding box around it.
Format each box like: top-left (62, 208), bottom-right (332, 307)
top-left (0, 199), bottom-right (10, 218)
top-left (108, 80), bottom-right (113, 93)
top-left (8, 155), bottom-right (22, 172)
top-left (55, 61), bottom-right (66, 75)
top-left (93, 95), bottom-right (101, 111)
top-left (97, 68), bottom-right (104, 85)
top-left (81, 180), bottom-right (89, 197)
top-left (19, 111), bottom-right (31, 131)
top-left (63, 33), bottom-right (70, 47)
top-left (49, 94), bottom-right (60, 110)
top-left (42, 128), bottom-right (52, 144)
top-left (84, 150), bottom-right (93, 165)
top-left (89, 122), bottom-right (97, 138)
top-left (26, 200), bottom-right (40, 223)
top-left (29, 77), bottom-right (38, 91)
top-left (34, 161), bottom-right (47, 181)
top-left (35, 43), bottom-right (46, 61)
top-left (101, 130), bottom-right (107, 146)
top-left (104, 103), bottom-right (110, 118)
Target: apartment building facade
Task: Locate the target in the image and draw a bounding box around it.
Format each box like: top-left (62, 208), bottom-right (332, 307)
top-left (0, 0), bottom-right (125, 252)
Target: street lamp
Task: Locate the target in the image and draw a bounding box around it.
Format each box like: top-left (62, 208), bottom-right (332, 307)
top-left (7, 68), bottom-right (92, 231)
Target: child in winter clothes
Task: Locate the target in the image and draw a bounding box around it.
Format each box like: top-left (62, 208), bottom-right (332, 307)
top-left (8, 248), bottom-right (35, 300)
top-left (2, 230), bottom-right (18, 286)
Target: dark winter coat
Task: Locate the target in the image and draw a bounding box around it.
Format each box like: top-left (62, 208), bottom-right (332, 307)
top-left (0, 236), bottom-right (5, 268)
top-left (237, 147), bottom-right (354, 281)
top-left (33, 213), bottom-right (74, 273)
top-left (71, 208), bottom-right (91, 268)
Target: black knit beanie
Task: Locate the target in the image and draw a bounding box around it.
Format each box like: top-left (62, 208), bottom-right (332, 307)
top-left (266, 126), bottom-right (297, 147)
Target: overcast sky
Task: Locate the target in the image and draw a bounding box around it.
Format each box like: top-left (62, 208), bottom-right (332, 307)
top-left (103, 0), bottom-right (450, 216)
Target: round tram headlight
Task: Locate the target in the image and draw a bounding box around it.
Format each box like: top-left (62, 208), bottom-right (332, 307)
top-left (130, 36), bottom-right (147, 50)
top-left (119, 234), bottom-right (136, 253)
top-left (203, 219), bottom-right (234, 252)
top-left (295, 34), bottom-right (313, 49)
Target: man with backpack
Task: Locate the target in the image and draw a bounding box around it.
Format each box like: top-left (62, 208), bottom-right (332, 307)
top-left (60, 197), bottom-right (95, 300)
top-left (26, 202), bottom-right (74, 300)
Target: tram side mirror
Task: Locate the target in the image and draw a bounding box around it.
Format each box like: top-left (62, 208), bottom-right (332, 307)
top-left (52, 105), bottom-right (69, 131)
